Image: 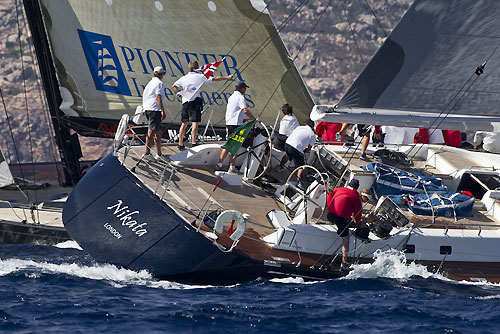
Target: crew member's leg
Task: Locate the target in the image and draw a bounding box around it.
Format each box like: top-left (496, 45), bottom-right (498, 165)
top-left (285, 143), bottom-right (304, 182)
top-left (154, 129), bottom-right (163, 156)
top-left (178, 122), bottom-right (188, 148)
top-left (217, 125), bottom-right (237, 170)
top-left (218, 149), bottom-right (229, 166)
top-left (360, 135), bottom-right (370, 160)
top-left (145, 129), bottom-right (153, 155)
top-left (337, 123), bottom-right (351, 141)
top-left (191, 122), bottom-right (199, 145)
top-left (178, 102), bottom-right (191, 148)
top-left (341, 236), bottom-right (350, 264)
top-left (328, 212), bottom-right (350, 265)
top-left (144, 110), bottom-right (158, 161)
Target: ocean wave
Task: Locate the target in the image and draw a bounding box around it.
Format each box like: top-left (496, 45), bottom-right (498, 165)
top-left (0, 258), bottom-right (210, 290)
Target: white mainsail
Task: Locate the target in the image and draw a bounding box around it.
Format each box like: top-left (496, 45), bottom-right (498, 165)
top-left (0, 148), bottom-right (14, 188)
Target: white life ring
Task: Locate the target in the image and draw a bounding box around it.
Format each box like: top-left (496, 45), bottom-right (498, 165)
top-left (214, 210), bottom-right (246, 241)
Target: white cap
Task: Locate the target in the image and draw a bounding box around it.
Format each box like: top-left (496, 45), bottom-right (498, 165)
top-left (153, 66), bottom-right (164, 75)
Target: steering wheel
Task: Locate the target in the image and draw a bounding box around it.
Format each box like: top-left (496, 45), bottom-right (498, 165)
top-left (233, 122), bottom-right (272, 181)
top-left (282, 164), bottom-right (327, 224)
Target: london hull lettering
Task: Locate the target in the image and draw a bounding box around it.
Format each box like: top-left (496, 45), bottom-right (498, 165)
top-left (104, 222), bottom-right (122, 239)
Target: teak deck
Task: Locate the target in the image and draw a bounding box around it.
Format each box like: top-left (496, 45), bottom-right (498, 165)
top-left (119, 143), bottom-right (500, 241)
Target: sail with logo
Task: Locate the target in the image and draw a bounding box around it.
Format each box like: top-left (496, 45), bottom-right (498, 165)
top-left (311, 0), bottom-right (500, 132)
top-left (28, 0), bottom-right (313, 138)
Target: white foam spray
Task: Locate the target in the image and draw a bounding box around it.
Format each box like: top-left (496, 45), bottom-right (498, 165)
top-left (54, 240), bottom-right (82, 250)
top-left (0, 258), bottom-right (210, 290)
top-left (343, 249), bottom-right (434, 280)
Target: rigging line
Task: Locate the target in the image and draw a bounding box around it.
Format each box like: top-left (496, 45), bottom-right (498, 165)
top-left (204, 0), bottom-right (310, 120)
top-left (0, 130), bottom-right (13, 164)
top-left (334, 134), bottom-right (365, 188)
top-left (408, 37), bottom-right (500, 159)
top-left (188, 0), bottom-right (311, 132)
top-left (154, 1), bottom-right (310, 133)
top-left (362, 0), bottom-right (388, 37)
top-left (221, 0), bottom-right (308, 87)
top-left (196, 0), bottom-right (305, 115)
top-left (15, 0), bottom-right (39, 219)
top-left (222, 0), bottom-right (275, 62)
top-left (19, 5), bottom-right (63, 186)
top-left (406, 72), bottom-right (476, 158)
top-left (0, 88), bottom-right (30, 203)
top-left (408, 72), bottom-right (481, 161)
top-left (255, 0), bottom-right (332, 119)
top-left (29, 0), bottom-right (70, 179)
top-left (340, 0), bottom-right (366, 67)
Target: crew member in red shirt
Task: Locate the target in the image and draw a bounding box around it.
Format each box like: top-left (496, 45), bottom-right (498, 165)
top-left (316, 121), bottom-right (342, 145)
top-left (326, 179), bottom-right (370, 266)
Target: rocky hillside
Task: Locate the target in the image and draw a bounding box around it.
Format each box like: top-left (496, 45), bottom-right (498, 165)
top-left (269, 0), bottom-right (411, 103)
top-left (0, 0), bottom-right (411, 163)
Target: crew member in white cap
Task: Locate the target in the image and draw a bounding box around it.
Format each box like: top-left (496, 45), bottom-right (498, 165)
top-left (172, 60), bottom-right (233, 150)
top-left (142, 66), bottom-right (166, 162)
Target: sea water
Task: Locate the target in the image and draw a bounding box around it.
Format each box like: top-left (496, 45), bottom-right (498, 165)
top-left (1, 242), bottom-right (499, 333)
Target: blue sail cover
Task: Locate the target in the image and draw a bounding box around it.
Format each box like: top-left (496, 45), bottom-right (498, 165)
top-left (313, 0), bottom-right (500, 131)
top-left (407, 192), bottom-right (474, 218)
top-left (363, 163), bottom-right (448, 198)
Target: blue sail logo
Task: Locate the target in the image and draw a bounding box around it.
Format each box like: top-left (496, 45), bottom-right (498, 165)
top-left (77, 29), bottom-right (131, 96)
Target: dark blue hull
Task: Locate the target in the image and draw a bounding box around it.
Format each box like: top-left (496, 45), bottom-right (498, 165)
top-left (63, 153), bottom-right (346, 284)
top-left (63, 153), bottom-right (252, 283)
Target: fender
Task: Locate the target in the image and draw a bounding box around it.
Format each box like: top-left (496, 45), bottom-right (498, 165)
top-left (214, 210), bottom-right (246, 241)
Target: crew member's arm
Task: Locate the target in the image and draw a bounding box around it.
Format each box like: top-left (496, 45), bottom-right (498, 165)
top-left (171, 85), bottom-right (180, 95)
top-left (156, 94), bottom-right (166, 120)
top-left (243, 108), bottom-right (261, 123)
top-left (212, 74), bottom-right (234, 81)
top-left (352, 198), bottom-right (363, 226)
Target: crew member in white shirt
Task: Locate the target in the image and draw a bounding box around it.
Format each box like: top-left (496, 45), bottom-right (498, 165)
top-left (142, 66), bottom-right (166, 162)
top-left (172, 60), bottom-right (233, 150)
top-left (279, 103), bottom-right (299, 137)
top-left (473, 131), bottom-right (500, 153)
top-left (276, 103), bottom-right (299, 169)
top-left (284, 119), bottom-right (316, 182)
top-left (217, 81), bottom-right (259, 174)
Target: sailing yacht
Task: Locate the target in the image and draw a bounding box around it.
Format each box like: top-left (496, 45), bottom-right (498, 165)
top-left (0, 149), bottom-right (70, 244)
top-left (23, 0), bottom-right (500, 284)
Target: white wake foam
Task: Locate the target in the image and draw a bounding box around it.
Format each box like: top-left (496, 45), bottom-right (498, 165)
top-left (343, 249), bottom-right (435, 280)
top-left (270, 277), bottom-right (308, 284)
top-left (54, 240), bottom-right (82, 250)
top-left (0, 258), bottom-right (209, 290)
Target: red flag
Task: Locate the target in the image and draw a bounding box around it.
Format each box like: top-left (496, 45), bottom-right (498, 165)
top-left (198, 59), bottom-right (224, 79)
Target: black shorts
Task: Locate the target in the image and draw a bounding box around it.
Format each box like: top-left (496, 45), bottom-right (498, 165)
top-left (357, 124), bottom-right (372, 137)
top-left (145, 110), bottom-right (162, 131)
top-left (284, 143), bottom-right (304, 167)
top-left (272, 134), bottom-right (287, 151)
top-left (226, 125), bottom-right (253, 148)
top-left (327, 211), bottom-right (350, 237)
top-left (181, 97), bottom-right (202, 123)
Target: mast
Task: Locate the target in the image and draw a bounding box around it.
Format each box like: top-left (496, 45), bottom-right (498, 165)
top-left (22, 0), bottom-right (82, 186)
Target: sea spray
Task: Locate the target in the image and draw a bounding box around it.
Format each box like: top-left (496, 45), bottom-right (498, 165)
top-left (343, 249), bottom-right (434, 280)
